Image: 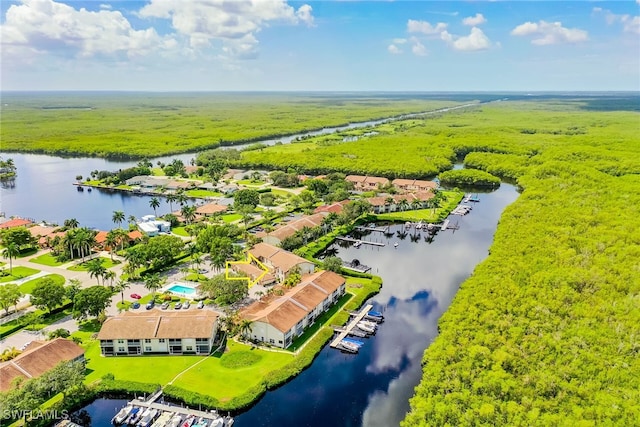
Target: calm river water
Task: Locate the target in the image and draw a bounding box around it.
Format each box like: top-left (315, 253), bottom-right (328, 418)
top-left (71, 184), bottom-right (518, 426)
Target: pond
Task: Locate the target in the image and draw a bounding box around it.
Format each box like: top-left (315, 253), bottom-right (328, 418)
top-left (74, 184), bottom-right (519, 426)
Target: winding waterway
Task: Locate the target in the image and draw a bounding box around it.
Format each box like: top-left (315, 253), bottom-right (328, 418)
top-left (74, 184), bottom-right (519, 426)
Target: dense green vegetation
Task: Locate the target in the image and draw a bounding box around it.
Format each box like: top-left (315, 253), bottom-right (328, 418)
top-left (438, 168), bottom-right (500, 187)
top-left (400, 100), bottom-right (640, 426)
top-left (0, 93), bottom-right (460, 158)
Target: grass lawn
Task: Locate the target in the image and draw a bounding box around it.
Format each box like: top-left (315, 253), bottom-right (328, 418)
top-left (67, 257), bottom-right (120, 271)
top-left (375, 191), bottom-right (464, 222)
top-left (237, 179), bottom-right (266, 186)
top-left (270, 189), bottom-right (294, 198)
top-left (30, 252), bottom-right (65, 267)
top-left (185, 189), bottom-right (222, 198)
top-left (221, 213), bottom-right (242, 223)
top-left (185, 273), bottom-right (207, 282)
top-left (0, 266), bottom-right (40, 282)
top-left (19, 274), bottom-right (65, 294)
top-left (171, 226), bottom-right (190, 237)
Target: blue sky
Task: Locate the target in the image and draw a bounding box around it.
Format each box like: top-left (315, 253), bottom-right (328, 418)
top-left (1, 1), bottom-right (638, 91)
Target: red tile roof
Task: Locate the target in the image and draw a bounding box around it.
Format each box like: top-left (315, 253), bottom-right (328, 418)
top-left (0, 338), bottom-right (84, 392)
top-left (0, 218), bottom-right (32, 229)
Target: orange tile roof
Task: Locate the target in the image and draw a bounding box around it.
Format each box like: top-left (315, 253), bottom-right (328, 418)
top-left (264, 213), bottom-right (326, 242)
top-left (0, 338), bottom-right (84, 392)
top-left (97, 310), bottom-right (218, 340)
top-left (241, 270), bottom-right (345, 333)
top-left (27, 225), bottom-right (58, 238)
top-left (345, 175), bottom-right (367, 183)
top-left (314, 200), bottom-right (350, 214)
top-left (195, 203), bottom-right (228, 215)
top-left (0, 218), bottom-right (32, 229)
top-left (249, 242), bottom-right (311, 274)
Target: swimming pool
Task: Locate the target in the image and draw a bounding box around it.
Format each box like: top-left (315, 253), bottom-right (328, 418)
top-left (165, 283), bottom-right (197, 296)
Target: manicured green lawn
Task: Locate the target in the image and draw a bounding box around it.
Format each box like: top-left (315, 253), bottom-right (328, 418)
top-left (0, 266), bottom-right (40, 282)
top-left (185, 189), bottom-right (222, 198)
top-left (221, 213), bottom-right (242, 223)
top-left (171, 226), bottom-right (190, 237)
top-left (270, 189), bottom-right (294, 198)
top-left (19, 274), bottom-right (65, 294)
top-left (30, 252), bottom-right (65, 267)
top-left (237, 179), bottom-right (266, 186)
top-left (67, 257), bottom-right (120, 271)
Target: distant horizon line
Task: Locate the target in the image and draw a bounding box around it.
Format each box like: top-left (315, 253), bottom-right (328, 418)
top-left (1, 90), bottom-right (639, 94)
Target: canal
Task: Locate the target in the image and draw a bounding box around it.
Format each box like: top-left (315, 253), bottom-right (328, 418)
top-left (74, 184), bottom-right (519, 426)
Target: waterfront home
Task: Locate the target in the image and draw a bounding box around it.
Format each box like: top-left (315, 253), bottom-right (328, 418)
top-left (195, 203), bottom-right (228, 217)
top-left (392, 178), bottom-right (438, 192)
top-left (97, 310), bottom-right (219, 356)
top-left (345, 175), bottom-right (390, 191)
top-left (94, 230), bottom-right (143, 250)
top-left (314, 200), bottom-right (350, 215)
top-left (234, 242), bottom-right (315, 284)
top-left (240, 270), bottom-right (346, 348)
top-left (218, 183), bottom-right (240, 195)
top-left (0, 338), bottom-right (85, 392)
top-left (27, 224), bottom-right (60, 245)
top-left (137, 216), bottom-right (171, 236)
top-left (257, 213), bottom-right (327, 246)
top-left (367, 191), bottom-right (435, 214)
top-left (125, 176), bottom-right (167, 189)
top-left (0, 217), bottom-right (33, 229)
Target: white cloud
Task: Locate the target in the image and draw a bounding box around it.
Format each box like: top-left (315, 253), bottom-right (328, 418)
top-left (412, 41), bottom-right (428, 56)
top-left (387, 44), bottom-right (402, 54)
top-left (138, 0), bottom-right (315, 58)
top-left (393, 38), bottom-right (407, 45)
top-left (99, 4), bottom-right (112, 10)
top-left (593, 7), bottom-right (640, 35)
top-left (407, 19), bottom-right (447, 35)
top-left (462, 13), bottom-right (486, 26)
top-left (440, 27), bottom-right (491, 51)
top-left (0, 0), bottom-right (171, 62)
top-left (511, 20), bottom-right (588, 45)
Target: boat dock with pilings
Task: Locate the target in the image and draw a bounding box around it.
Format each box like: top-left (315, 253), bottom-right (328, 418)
top-left (111, 389), bottom-right (233, 426)
top-left (330, 304), bottom-right (374, 351)
top-left (335, 237), bottom-right (385, 247)
top-left (355, 225), bottom-right (390, 233)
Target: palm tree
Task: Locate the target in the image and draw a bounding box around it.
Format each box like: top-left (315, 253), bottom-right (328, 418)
top-left (144, 273), bottom-right (166, 299)
top-left (64, 218), bottom-right (79, 229)
top-left (411, 199), bottom-right (422, 211)
top-left (166, 193), bottom-right (177, 213)
top-left (112, 211), bottom-right (125, 229)
top-left (239, 319), bottom-right (253, 341)
top-left (1, 243), bottom-right (20, 274)
top-left (86, 258), bottom-right (107, 285)
top-left (181, 205), bottom-right (197, 225)
top-left (104, 270), bottom-right (116, 288)
top-left (113, 279), bottom-right (130, 304)
top-left (149, 197), bottom-right (160, 216)
top-left (105, 230), bottom-right (118, 261)
top-left (128, 215), bottom-right (137, 228)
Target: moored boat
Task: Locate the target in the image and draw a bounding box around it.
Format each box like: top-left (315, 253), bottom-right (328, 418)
top-left (356, 321), bottom-right (375, 334)
top-left (112, 405), bottom-right (133, 425)
top-left (150, 411), bottom-right (174, 427)
top-left (339, 340), bottom-right (359, 353)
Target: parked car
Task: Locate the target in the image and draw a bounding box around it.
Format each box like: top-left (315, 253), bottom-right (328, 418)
top-left (132, 302), bottom-right (140, 309)
top-left (130, 293), bottom-right (142, 299)
top-left (161, 302), bottom-right (169, 310)
top-left (174, 302), bottom-right (182, 309)
top-left (183, 301), bottom-right (190, 309)
top-left (197, 301), bottom-right (204, 309)
top-left (146, 301), bottom-right (155, 310)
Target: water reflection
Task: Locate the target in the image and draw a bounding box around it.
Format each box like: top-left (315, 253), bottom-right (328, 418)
top-left (234, 184), bottom-right (519, 427)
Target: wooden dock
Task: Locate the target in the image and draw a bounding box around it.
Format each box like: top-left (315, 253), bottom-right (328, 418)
top-left (119, 391), bottom-right (233, 425)
top-left (355, 225), bottom-right (389, 233)
top-left (330, 304), bottom-right (373, 348)
top-left (441, 219), bottom-right (450, 231)
top-left (336, 237), bottom-right (385, 247)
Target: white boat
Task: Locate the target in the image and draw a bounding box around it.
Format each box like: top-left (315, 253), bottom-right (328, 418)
top-left (150, 412), bottom-right (174, 427)
top-left (209, 417), bottom-right (225, 427)
top-left (339, 340), bottom-right (359, 353)
top-left (112, 405), bottom-right (133, 425)
top-left (394, 242), bottom-right (399, 248)
top-left (167, 414), bottom-right (183, 427)
top-left (137, 408), bottom-right (158, 427)
top-left (353, 240), bottom-right (362, 248)
top-left (357, 321), bottom-right (376, 334)
top-left (359, 320), bottom-right (377, 329)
